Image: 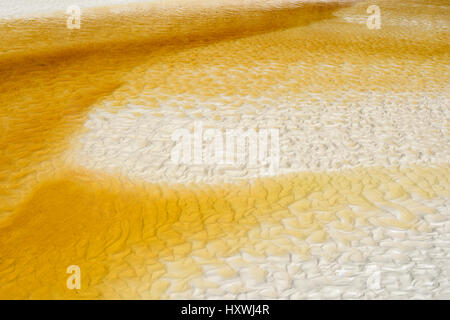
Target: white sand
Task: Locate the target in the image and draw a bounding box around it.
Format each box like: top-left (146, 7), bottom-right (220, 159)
top-left (59, 0), bottom-right (449, 299)
top-left (5, 0), bottom-right (449, 299)
top-left (67, 91), bottom-right (449, 184)
top-left (0, 0), bottom-right (160, 19)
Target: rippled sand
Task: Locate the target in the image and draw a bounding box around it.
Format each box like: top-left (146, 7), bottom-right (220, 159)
top-left (0, 0), bottom-right (449, 299)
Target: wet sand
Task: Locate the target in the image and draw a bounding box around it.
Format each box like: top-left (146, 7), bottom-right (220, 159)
top-left (0, 0), bottom-right (449, 299)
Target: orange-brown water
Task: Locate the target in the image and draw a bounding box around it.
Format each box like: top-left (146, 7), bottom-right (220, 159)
top-left (0, 0), bottom-right (449, 299)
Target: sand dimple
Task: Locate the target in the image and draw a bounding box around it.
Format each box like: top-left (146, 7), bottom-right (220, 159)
top-left (67, 91), bottom-right (449, 184)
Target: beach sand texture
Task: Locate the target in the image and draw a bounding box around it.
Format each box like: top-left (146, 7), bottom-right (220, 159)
top-left (0, 0), bottom-right (449, 299)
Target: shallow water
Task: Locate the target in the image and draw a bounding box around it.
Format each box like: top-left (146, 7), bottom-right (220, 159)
top-left (0, 0), bottom-right (449, 299)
